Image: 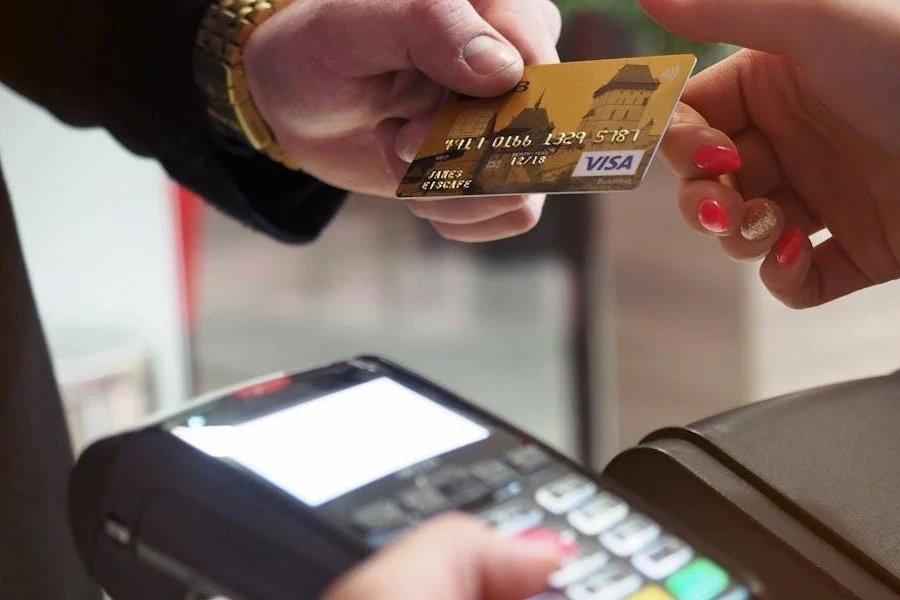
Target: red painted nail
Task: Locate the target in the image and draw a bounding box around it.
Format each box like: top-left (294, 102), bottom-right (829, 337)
top-left (697, 198), bottom-right (730, 233)
top-left (775, 228), bottom-right (805, 266)
top-left (516, 528), bottom-right (577, 559)
top-left (694, 146), bottom-right (742, 174)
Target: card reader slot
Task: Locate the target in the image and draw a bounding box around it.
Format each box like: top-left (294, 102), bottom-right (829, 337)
top-left (643, 424), bottom-right (900, 595)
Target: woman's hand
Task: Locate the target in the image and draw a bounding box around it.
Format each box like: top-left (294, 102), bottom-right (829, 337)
top-left (244, 0), bottom-right (561, 242)
top-left (643, 0), bottom-right (900, 307)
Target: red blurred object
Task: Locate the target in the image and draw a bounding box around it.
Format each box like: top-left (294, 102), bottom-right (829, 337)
top-left (233, 376), bottom-right (293, 399)
top-left (171, 185), bottom-right (205, 330)
top-left (517, 527), bottom-right (579, 559)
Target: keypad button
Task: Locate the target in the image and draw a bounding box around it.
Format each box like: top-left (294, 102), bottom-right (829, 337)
top-left (470, 459), bottom-right (519, 489)
top-left (600, 514), bottom-right (661, 557)
top-left (535, 474), bottom-right (597, 515)
top-left (548, 550), bottom-right (609, 589)
top-left (632, 536), bottom-right (693, 580)
top-left (625, 585), bottom-right (675, 599)
top-left (568, 492), bottom-right (629, 535)
top-left (480, 502), bottom-right (545, 537)
top-left (398, 486), bottom-right (452, 516)
top-left (493, 480), bottom-right (524, 503)
top-left (561, 531), bottom-right (605, 565)
top-left (664, 559), bottom-right (729, 600)
top-left (567, 562), bottom-right (643, 600)
top-left (351, 500), bottom-right (407, 534)
top-left (429, 467), bottom-right (492, 508)
top-left (365, 529), bottom-right (404, 550)
top-left (506, 445), bottom-right (551, 474)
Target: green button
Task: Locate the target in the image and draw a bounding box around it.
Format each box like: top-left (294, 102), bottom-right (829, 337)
top-left (665, 558), bottom-right (730, 600)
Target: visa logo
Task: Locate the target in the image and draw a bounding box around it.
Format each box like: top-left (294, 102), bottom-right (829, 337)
top-left (572, 150), bottom-right (645, 177)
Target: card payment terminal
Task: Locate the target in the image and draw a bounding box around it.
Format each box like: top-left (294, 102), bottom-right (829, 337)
top-left (69, 356), bottom-right (763, 600)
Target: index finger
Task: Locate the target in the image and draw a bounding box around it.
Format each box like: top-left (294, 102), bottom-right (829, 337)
top-left (681, 50), bottom-right (755, 137)
top-left (659, 102), bottom-right (742, 180)
top-left (658, 49), bottom-right (760, 180)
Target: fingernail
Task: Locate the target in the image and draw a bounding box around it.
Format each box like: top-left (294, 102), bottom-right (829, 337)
top-left (506, 539), bottom-right (565, 568)
top-left (464, 35), bottom-right (519, 75)
top-left (697, 198), bottom-right (730, 234)
top-left (694, 145), bottom-right (742, 174)
top-left (515, 528), bottom-right (576, 559)
top-left (396, 139), bottom-right (419, 163)
top-left (740, 203), bottom-right (777, 241)
top-left (775, 227), bottom-right (805, 266)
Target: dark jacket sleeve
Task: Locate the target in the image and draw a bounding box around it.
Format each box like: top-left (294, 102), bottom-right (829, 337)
top-left (1, 0), bottom-right (345, 244)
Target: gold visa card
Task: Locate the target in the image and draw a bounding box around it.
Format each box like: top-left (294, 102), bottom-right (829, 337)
top-left (396, 54), bottom-right (696, 199)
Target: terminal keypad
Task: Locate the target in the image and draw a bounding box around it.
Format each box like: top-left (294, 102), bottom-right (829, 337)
top-left (349, 446), bottom-right (746, 600)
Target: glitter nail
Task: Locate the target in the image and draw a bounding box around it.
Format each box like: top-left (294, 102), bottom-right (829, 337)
top-left (740, 204), bottom-right (777, 242)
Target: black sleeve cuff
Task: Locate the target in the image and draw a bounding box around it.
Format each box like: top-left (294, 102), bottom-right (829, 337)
top-left (213, 145), bottom-right (348, 244)
top-left (201, 119), bottom-right (348, 244)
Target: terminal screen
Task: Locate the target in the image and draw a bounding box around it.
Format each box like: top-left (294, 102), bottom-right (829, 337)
top-left (171, 377), bottom-right (490, 506)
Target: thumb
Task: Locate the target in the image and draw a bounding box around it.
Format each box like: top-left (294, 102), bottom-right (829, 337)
top-left (402, 0), bottom-right (525, 98)
top-left (637, 0), bottom-right (832, 58)
top-left (324, 514), bottom-right (561, 600)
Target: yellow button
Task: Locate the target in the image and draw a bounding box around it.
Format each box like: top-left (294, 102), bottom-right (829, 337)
top-left (628, 586), bottom-right (675, 600)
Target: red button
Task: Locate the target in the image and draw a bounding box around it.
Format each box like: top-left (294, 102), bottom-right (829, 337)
top-left (517, 528), bottom-right (578, 559)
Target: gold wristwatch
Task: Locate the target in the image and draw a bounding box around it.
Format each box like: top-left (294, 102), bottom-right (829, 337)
top-left (192, 0), bottom-right (296, 168)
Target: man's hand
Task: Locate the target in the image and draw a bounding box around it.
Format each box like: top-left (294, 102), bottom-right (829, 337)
top-left (323, 513), bottom-right (561, 600)
top-left (243, 0), bottom-right (562, 242)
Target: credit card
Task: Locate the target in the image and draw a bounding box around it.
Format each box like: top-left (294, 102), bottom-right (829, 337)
top-left (396, 55), bottom-right (696, 199)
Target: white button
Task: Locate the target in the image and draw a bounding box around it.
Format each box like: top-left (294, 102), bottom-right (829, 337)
top-left (600, 514), bottom-right (661, 557)
top-left (568, 493), bottom-right (629, 535)
top-left (548, 551), bottom-right (609, 589)
top-left (479, 502), bottom-right (544, 537)
top-left (632, 536), bottom-right (693, 580)
top-left (534, 475), bottom-right (597, 515)
top-left (566, 564), bottom-right (643, 600)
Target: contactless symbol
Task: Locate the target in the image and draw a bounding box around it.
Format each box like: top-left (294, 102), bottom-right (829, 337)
top-left (660, 65), bottom-right (681, 83)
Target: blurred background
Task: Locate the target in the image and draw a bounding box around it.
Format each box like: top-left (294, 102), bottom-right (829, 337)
top-left (3, 0), bottom-right (900, 469)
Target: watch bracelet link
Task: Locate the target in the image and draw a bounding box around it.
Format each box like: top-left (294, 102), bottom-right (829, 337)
top-left (193, 0), bottom-right (296, 168)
